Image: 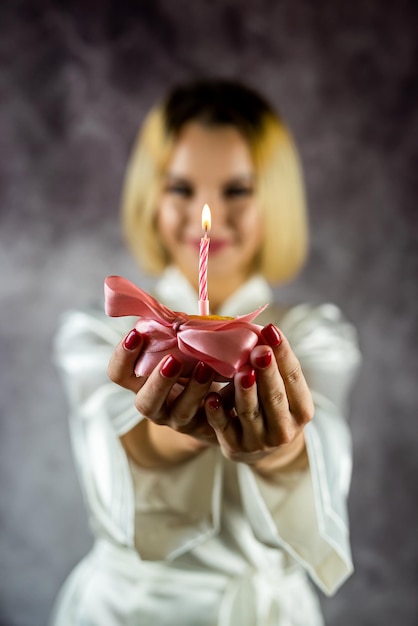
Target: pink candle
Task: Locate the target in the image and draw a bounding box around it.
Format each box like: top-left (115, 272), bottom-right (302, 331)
top-left (199, 204), bottom-right (211, 316)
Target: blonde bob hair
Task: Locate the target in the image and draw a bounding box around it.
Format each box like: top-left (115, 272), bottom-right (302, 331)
top-left (121, 80), bottom-right (308, 284)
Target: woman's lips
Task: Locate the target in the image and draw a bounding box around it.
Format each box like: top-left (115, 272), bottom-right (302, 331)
top-left (208, 239), bottom-right (230, 254)
top-left (189, 238), bottom-right (230, 254)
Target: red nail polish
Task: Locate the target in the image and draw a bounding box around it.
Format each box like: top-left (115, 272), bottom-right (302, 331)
top-left (207, 394), bottom-right (222, 410)
top-left (261, 324), bottom-right (282, 347)
top-left (241, 369), bottom-right (256, 390)
top-left (123, 329), bottom-right (142, 350)
top-left (194, 361), bottom-right (213, 384)
top-left (255, 351), bottom-right (272, 369)
top-left (160, 355), bottom-right (182, 378)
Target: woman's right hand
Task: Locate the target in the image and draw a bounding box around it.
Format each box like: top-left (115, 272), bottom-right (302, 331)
top-left (107, 329), bottom-right (220, 467)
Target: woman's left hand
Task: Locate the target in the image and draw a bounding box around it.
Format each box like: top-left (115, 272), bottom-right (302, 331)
top-left (205, 324), bottom-right (314, 474)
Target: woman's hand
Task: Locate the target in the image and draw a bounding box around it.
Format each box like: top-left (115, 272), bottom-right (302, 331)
top-left (107, 329), bottom-right (220, 468)
top-left (108, 324), bottom-right (313, 473)
top-left (205, 324), bottom-right (314, 475)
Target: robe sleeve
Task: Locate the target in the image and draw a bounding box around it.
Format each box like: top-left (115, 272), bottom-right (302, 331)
top-left (54, 309), bottom-right (142, 436)
top-left (238, 303), bottom-right (361, 595)
top-left (53, 309), bottom-right (144, 544)
top-left (53, 309), bottom-right (222, 556)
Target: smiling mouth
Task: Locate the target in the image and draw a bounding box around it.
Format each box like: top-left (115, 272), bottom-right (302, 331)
top-left (189, 239), bottom-right (230, 254)
top-left (209, 240), bottom-right (230, 254)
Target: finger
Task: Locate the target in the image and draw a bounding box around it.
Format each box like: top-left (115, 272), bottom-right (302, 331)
top-left (107, 329), bottom-right (145, 392)
top-left (234, 367), bottom-right (265, 448)
top-left (169, 361), bottom-right (215, 430)
top-left (205, 392), bottom-right (240, 455)
top-left (134, 354), bottom-right (182, 423)
top-left (250, 343), bottom-right (292, 443)
top-left (260, 325), bottom-right (314, 426)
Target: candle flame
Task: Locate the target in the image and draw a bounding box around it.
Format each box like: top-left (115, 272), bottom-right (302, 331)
top-left (201, 203), bottom-right (211, 233)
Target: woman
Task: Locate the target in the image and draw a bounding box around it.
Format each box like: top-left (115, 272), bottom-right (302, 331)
top-left (51, 79), bottom-right (361, 625)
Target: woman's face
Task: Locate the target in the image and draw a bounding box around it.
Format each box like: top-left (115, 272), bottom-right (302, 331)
top-left (156, 122), bottom-right (263, 304)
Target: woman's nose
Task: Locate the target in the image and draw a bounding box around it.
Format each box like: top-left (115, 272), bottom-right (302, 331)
top-left (186, 200), bottom-right (207, 231)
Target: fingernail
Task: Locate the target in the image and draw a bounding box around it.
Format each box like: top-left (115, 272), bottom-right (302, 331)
top-left (261, 324), bottom-right (282, 347)
top-left (255, 351), bottom-right (272, 369)
top-left (194, 361), bottom-right (213, 384)
top-left (123, 329), bottom-right (142, 350)
top-left (241, 369), bottom-right (256, 390)
top-left (207, 394), bottom-right (222, 410)
top-left (160, 355), bottom-right (182, 378)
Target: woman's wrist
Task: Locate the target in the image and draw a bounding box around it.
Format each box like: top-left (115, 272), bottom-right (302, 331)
top-left (251, 431), bottom-right (308, 477)
top-left (121, 419), bottom-right (209, 469)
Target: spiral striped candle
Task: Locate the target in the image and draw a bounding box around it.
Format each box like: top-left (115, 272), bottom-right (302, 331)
top-left (199, 204), bottom-right (211, 316)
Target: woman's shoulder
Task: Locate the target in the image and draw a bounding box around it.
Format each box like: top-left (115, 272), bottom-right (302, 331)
top-left (260, 301), bottom-right (361, 362)
top-left (258, 300), bottom-right (352, 328)
top-left (278, 301), bottom-right (355, 331)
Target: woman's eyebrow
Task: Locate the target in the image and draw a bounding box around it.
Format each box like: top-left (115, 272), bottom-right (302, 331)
top-left (164, 173), bottom-right (255, 185)
top-left (223, 174), bottom-right (255, 185)
top-left (164, 173), bottom-right (192, 184)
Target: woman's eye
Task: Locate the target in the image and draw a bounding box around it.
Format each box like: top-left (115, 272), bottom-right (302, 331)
top-left (166, 184), bottom-right (193, 197)
top-left (224, 186), bottom-right (253, 199)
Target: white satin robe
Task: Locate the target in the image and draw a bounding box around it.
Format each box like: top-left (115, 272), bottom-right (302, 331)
top-left (50, 268), bottom-right (361, 626)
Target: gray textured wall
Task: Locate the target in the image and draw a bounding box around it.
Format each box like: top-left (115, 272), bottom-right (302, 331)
top-left (1, 1), bottom-right (417, 625)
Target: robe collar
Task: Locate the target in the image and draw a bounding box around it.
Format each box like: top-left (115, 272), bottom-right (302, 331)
top-left (153, 266), bottom-right (274, 318)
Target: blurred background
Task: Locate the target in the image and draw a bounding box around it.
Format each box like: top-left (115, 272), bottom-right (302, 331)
top-left (1, 1), bottom-right (417, 625)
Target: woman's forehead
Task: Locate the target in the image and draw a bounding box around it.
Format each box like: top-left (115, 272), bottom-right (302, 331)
top-left (166, 122), bottom-right (255, 179)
